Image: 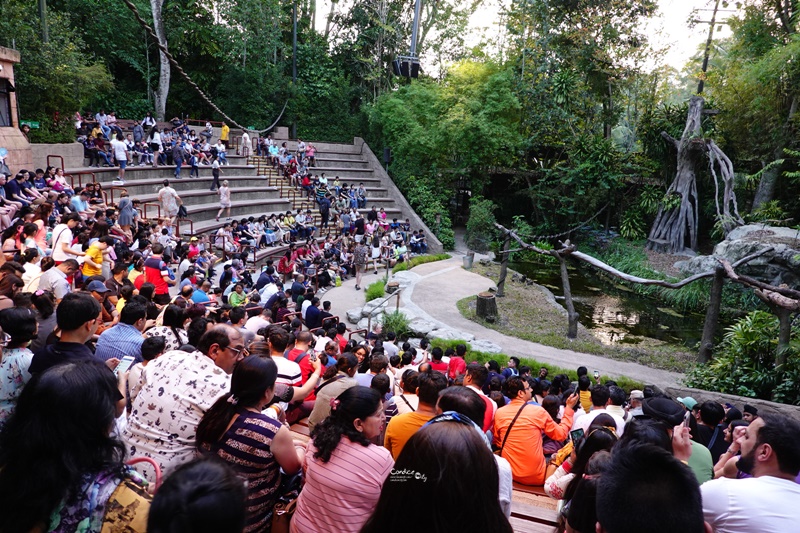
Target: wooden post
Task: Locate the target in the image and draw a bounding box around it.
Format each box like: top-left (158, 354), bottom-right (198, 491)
top-left (497, 234), bottom-right (510, 297)
top-left (476, 291), bottom-right (498, 322)
top-left (698, 266), bottom-right (725, 363)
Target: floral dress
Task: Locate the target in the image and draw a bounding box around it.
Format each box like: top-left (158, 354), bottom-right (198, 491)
top-left (0, 346), bottom-right (33, 430)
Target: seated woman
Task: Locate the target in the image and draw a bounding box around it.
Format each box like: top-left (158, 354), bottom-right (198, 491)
top-left (361, 414), bottom-right (513, 533)
top-left (0, 307), bottom-right (38, 429)
top-left (196, 356), bottom-right (303, 532)
top-left (0, 360), bottom-right (150, 532)
top-left (144, 304), bottom-right (189, 352)
top-left (291, 386), bottom-right (394, 533)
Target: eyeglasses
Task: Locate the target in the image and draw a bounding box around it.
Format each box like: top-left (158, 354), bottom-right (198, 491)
top-left (225, 344), bottom-right (249, 358)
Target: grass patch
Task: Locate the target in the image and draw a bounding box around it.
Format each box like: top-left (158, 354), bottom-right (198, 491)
top-left (364, 280), bottom-right (385, 302)
top-left (457, 262), bottom-right (697, 373)
top-left (428, 338), bottom-right (645, 392)
top-left (393, 253), bottom-right (451, 273)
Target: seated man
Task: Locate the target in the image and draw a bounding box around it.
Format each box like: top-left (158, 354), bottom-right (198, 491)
top-left (123, 325), bottom-right (246, 478)
top-left (701, 412), bottom-right (800, 532)
top-left (493, 377), bottom-right (578, 485)
top-left (94, 300), bottom-right (147, 363)
top-left (384, 370), bottom-right (448, 459)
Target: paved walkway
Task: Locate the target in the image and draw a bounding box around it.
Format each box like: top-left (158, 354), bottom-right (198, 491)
top-left (321, 252), bottom-right (683, 388)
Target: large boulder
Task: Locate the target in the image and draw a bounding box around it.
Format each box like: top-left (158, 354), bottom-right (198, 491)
top-left (429, 328), bottom-right (475, 342)
top-left (675, 224), bottom-right (800, 287)
top-left (362, 298), bottom-right (388, 318)
top-left (469, 339), bottom-right (503, 354)
top-left (391, 271), bottom-right (418, 289)
top-left (346, 307), bottom-right (363, 324)
top-left (408, 318), bottom-right (438, 336)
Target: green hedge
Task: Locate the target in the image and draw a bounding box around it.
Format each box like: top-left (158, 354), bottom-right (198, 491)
top-left (392, 253), bottom-right (451, 273)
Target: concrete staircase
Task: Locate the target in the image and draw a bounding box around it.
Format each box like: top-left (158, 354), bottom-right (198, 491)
top-left (62, 137), bottom-right (442, 266)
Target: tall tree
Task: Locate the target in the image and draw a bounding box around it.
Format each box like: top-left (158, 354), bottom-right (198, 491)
top-left (150, 0), bottom-right (170, 120)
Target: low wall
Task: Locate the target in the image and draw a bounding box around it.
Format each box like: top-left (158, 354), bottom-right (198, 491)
top-left (664, 386), bottom-right (800, 422)
top-left (354, 137), bottom-right (444, 254)
top-left (31, 142), bottom-right (84, 171)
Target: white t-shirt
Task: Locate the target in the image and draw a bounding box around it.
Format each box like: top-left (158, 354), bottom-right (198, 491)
top-left (244, 315), bottom-right (271, 335)
top-left (111, 139), bottom-right (128, 161)
top-left (702, 475), bottom-right (800, 533)
top-left (50, 224), bottom-right (73, 262)
top-left (273, 356), bottom-right (301, 387)
top-left (571, 407), bottom-right (626, 436)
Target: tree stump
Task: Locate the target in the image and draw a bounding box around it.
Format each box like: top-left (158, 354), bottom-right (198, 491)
top-left (476, 292), bottom-right (497, 322)
top-left (386, 281), bottom-right (400, 294)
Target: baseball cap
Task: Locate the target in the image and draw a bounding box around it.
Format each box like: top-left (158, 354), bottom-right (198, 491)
top-left (642, 397), bottom-right (686, 427)
top-left (677, 396), bottom-right (698, 410)
top-left (86, 280), bottom-right (109, 293)
top-left (629, 390), bottom-right (644, 400)
top-left (743, 404), bottom-right (758, 416)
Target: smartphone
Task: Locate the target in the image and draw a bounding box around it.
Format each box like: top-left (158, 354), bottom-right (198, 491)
top-left (570, 428), bottom-right (585, 445)
top-left (309, 351), bottom-right (318, 363)
top-left (114, 355), bottom-right (136, 375)
top-left (593, 370), bottom-right (600, 379)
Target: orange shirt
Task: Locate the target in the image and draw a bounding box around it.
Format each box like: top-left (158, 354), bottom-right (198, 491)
top-left (493, 399), bottom-right (574, 485)
top-left (384, 410), bottom-right (434, 460)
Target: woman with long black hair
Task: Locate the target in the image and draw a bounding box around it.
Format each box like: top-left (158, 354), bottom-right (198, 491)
top-left (196, 356), bottom-right (303, 532)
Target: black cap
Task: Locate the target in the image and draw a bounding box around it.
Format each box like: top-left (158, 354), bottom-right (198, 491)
top-left (642, 397), bottom-right (685, 427)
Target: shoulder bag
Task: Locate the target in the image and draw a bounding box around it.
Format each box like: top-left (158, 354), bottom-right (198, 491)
top-left (495, 401), bottom-right (529, 456)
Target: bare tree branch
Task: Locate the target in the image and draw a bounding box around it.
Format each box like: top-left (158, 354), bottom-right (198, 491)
top-left (718, 258), bottom-right (800, 300)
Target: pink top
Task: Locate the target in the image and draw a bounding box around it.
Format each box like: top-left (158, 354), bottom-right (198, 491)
top-left (291, 437), bottom-right (394, 533)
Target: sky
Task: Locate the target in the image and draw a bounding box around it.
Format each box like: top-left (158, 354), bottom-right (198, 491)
top-left (313, 0), bottom-right (737, 71)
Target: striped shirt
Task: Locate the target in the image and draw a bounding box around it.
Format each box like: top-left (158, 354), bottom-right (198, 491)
top-left (273, 356), bottom-right (302, 387)
top-left (291, 438), bottom-right (393, 533)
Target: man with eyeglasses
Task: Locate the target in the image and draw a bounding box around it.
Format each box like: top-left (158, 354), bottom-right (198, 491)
top-left (123, 324), bottom-right (247, 479)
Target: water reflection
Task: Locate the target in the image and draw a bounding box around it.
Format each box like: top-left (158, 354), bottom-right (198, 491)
top-left (511, 262), bottom-right (714, 348)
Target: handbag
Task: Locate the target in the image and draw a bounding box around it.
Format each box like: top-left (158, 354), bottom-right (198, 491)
top-left (271, 471), bottom-right (303, 533)
top-left (177, 204), bottom-right (188, 218)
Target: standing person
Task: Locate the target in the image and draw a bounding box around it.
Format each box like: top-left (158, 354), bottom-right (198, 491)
top-left (220, 122), bottom-right (230, 149)
top-left (240, 131), bottom-right (251, 157)
top-left (158, 179), bottom-right (181, 225)
top-left (291, 386), bottom-right (394, 533)
top-left (354, 239), bottom-right (368, 290)
top-left (196, 356), bottom-right (303, 533)
top-left (210, 157), bottom-right (223, 191)
top-left (117, 191), bottom-right (136, 242)
top-left (110, 133), bottom-right (129, 185)
top-left (147, 126), bottom-right (163, 167)
top-left (216, 180), bottom-right (231, 221)
top-left (172, 141), bottom-right (185, 178)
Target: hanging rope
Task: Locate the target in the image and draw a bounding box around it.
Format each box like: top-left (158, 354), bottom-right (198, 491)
top-left (120, 0), bottom-right (288, 133)
top-left (514, 202), bottom-right (610, 242)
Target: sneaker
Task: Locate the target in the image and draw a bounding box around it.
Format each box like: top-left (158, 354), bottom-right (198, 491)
top-left (355, 285), bottom-right (361, 290)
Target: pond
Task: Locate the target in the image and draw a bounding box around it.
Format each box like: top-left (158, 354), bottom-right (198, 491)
top-left (509, 261), bottom-right (719, 349)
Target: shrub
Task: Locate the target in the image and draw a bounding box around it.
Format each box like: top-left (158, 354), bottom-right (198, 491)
top-left (392, 253), bottom-right (451, 273)
top-left (428, 338), bottom-right (644, 392)
top-left (465, 196), bottom-right (497, 252)
top-left (364, 280), bottom-right (385, 303)
top-left (381, 310), bottom-right (410, 340)
top-left (686, 310), bottom-right (800, 405)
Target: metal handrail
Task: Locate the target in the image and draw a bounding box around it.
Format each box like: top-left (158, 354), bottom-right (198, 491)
top-left (141, 202), bottom-right (162, 220)
top-left (65, 171), bottom-right (96, 190)
top-left (176, 217), bottom-right (194, 237)
top-left (47, 155), bottom-right (64, 172)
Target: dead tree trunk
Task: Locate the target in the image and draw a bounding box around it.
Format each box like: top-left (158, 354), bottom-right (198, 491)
top-left (497, 235), bottom-right (510, 297)
top-left (553, 250), bottom-right (580, 339)
top-left (699, 266), bottom-right (725, 363)
top-left (476, 292), bottom-right (498, 322)
top-left (647, 96), bottom-right (705, 253)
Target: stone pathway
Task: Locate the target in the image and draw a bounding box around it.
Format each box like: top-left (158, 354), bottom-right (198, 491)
top-left (321, 253), bottom-right (683, 388)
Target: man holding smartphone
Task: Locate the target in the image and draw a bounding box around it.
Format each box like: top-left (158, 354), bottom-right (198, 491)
top-left (94, 300), bottom-right (147, 363)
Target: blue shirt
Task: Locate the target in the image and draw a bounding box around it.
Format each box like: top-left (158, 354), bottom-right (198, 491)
top-left (71, 196), bottom-right (89, 212)
top-left (94, 323), bottom-right (145, 363)
top-left (191, 289), bottom-right (210, 303)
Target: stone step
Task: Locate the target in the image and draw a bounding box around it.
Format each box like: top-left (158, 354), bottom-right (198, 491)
top-left (135, 186), bottom-right (282, 207)
top-left (64, 164), bottom-right (258, 188)
top-left (170, 198), bottom-right (293, 223)
top-left (312, 158), bottom-right (370, 169)
top-left (101, 175), bottom-right (274, 200)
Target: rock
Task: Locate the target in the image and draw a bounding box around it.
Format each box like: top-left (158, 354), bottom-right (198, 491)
top-left (391, 271), bottom-right (418, 289)
top-left (407, 337), bottom-right (423, 348)
top-left (357, 315), bottom-right (383, 331)
top-left (408, 318), bottom-right (438, 336)
top-left (362, 298), bottom-right (388, 318)
top-left (346, 308), bottom-right (363, 324)
top-left (469, 339), bottom-right (503, 354)
top-left (429, 328), bottom-right (475, 342)
top-left (676, 224), bottom-right (800, 287)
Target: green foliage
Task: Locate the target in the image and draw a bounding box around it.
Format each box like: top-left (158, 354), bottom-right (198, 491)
top-left (686, 311), bottom-right (800, 405)
top-left (364, 280), bottom-right (386, 302)
top-left (619, 209), bottom-right (647, 239)
top-left (25, 115), bottom-right (77, 144)
top-left (392, 253), bottom-right (451, 273)
top-left (428, 338), bottom-right (644, 392)
top-left (465, 196), bottom-right (497, 252)
top-left (381, 310), bottom-right (410, 340)
top-left (745, 200), bottom-right (789, 225)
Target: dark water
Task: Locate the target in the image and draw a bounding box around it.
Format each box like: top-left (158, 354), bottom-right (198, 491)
top-left (510, 261), bottom-right (712, 348)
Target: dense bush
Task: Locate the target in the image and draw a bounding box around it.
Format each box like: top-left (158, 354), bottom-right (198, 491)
top-left (364, 280), bottom-right (386, 302)
top-left (381, 310), bottom-right (410, 340)
top-left (686, 311), bottom-right (800, 405)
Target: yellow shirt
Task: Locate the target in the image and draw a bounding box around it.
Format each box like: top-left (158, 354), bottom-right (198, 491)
top-left (580, 390), bottom-right (592, 414)
top-left (82, 243), bottom-right (104, 277)
top-left (116, 297), bottom-right (127, 314)
top-left (384, 410), bottom-right (434, 460)
top-left (220, 124), bottom-right (230, 141)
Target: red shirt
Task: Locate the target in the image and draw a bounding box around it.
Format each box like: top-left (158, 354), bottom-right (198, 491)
top-left (447, 356), bottom-right (466, 380)
top-left (335, 334), bottom-right (347, 353)
top-left (430, 360), bottom-right (448, 373)
top-left (143, 256), bottom-right (170, 295)
top-left (287, 347), bottom-right (316, 401)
